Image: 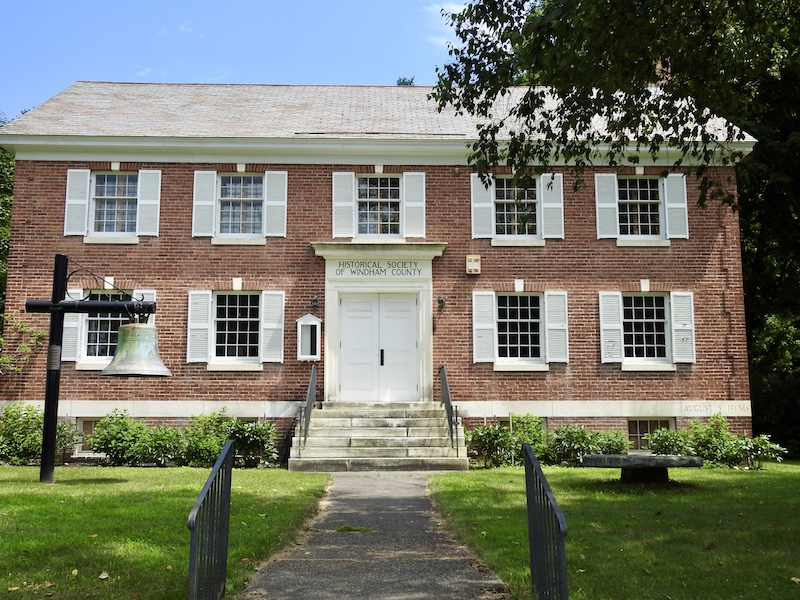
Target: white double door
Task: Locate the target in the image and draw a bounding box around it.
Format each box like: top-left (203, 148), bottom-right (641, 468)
top-left (339, 293), bottom-right (419, 402)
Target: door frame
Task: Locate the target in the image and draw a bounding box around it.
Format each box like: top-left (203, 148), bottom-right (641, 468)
top-left (312, 242), bottom-right (447, 403)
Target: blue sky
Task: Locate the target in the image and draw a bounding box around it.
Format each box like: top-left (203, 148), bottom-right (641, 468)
top-left (1, 1), bottom-right (463, 120)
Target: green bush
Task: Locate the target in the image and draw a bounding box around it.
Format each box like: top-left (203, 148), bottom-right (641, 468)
top-left (224, 419), bottom-right (277, 467)
top-left (467, 425), bottom-right (514, 468)
top-left (183, 411), bottom-right (230, 468)
top-left (543, 425), bottom-right (599, 466)
top-left (742, 434), bottom-right (787, 469)
top-left (509, 414), bottom-right (547, 462)
top-left (595, 429), bottom-right (631, 454)
top-left (89, 410), bottom-right (147, 466)
top-left (137, 425), bottom-right (185, 467)
top-left (0, 403), bottom-right (78, 465)
top-left (646, 427), bottom-right (695, 455)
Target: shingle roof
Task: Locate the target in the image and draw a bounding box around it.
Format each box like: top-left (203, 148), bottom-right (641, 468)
top-left (0, 81), bottom-right (482, 140)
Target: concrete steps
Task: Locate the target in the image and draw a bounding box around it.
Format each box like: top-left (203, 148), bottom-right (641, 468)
top-left (288, 402), bottom-right (468, 472)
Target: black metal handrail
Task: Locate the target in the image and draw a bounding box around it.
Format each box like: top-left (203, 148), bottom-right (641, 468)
top-left (297, 364), bottom-right (317, 454)
top-left (187, 440), bottom-right (234, 600)
top-left (523, 443), bottom-right (568, 600)
top-left (438, 365), bottom-right (459, 455)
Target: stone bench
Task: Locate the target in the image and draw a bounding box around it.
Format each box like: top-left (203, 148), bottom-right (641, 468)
top-left (580, 453), bottom-right (704, 483)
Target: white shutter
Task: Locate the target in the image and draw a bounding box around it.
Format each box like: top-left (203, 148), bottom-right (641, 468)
top-left (187, 291), bottom-right (212, 362)
top-left (472, 291), bottom-right (496, 362)
top-left (540, 173), bottom-right (564, 239)
top-left (264, 171), bottom-right (288, 237)
top-left (260, 291), bottom-right (285, 363)
top-left (471, 173), bottom-right (494, 238)
top-left (61, 288), bottom-right (84, 361)
top-left (403, 172), bottom-right (426, 238)
top-left (332, 172), bottom-right (355, 238)
top-left (671, 291), bottom-right (696, 363)
top-left (664, 174), bottom-right (689, 239)
top-left (544, 291), bottom-right (569, 362)
top-left (192, 171), bottom-right (216, 237)
top-left (599, 292), bottom-right (623, 363)
top-left (134, 289), bottom-right (157, 326)
top-left (136, 170), bottom-right (161, 236)
top-left (595, 173), bottom-right (619, 238)
top-left (64, 169), bottom-right (90, 236)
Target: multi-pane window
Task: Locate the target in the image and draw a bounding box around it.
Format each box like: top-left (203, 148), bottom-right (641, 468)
top-left (214, 293), bottom-right (260, 358)
top-left (495, 178), bottom-right (537, 236)
top-left (219, 175), bottom-right (264, 234)
top-left (357, 176), bottom-right (401, 235)
top-left (497, 294), bottom-right (542, 360)
top-left (628, 419), bottom-right (672, 450)
top-left (623, 295), bottom-right (668, 359)
top-left (618, 178), bottom-right (661, 236)
top-left (93, 174), bottom-right (138, 233)
top-left (86, 291), bottom-right (131, 357)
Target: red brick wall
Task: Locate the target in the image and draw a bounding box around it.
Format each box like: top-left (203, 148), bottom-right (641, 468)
top-left (2, 161), bottom-right (751, 431)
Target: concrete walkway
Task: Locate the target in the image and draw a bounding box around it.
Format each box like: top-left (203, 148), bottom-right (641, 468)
top-left (238, 472), bottom-right (513, 599)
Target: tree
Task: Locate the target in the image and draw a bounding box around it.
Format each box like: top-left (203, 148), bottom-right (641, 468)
top-left (0, 112), bottom-right (12, 310)
top-left (432, 0), bottom-right (800, 452)
top-left (396, 76), bottom-right (415, 86)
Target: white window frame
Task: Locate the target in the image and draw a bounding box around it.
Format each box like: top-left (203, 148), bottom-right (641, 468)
top-left (217, 174), bottom-right (266, 239)
top-left (471, 173), bottom-right (564, 245)
top-left (64, 169), bottom-right (162, 243)
top-left (599, 291), bottom-right (696, 370)
top-left (332, 172), bottom-right (426, 239)
top-left (74, 418), bottom-right (104, 457)
top-left (472, 290), bottom-right (568, 371)
top-left (187, 289), bottom-right (285, 370)
top-left (60, 288), bottom-right (156, 370)
top-left (297, 314), bottom-right (322, 361)
top-left (595, 173), bottom-right (688, 245)
top-left (192, 171), bottom-right (287, 244)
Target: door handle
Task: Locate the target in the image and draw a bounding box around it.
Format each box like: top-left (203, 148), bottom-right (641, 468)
top-left (380, 349), bottom-right (384, 366)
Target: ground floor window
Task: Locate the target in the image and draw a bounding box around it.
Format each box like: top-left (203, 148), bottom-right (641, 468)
top-left (628, 419), bottom-right (672, 450)
top-left (76, 418), bottom-right (100, 454)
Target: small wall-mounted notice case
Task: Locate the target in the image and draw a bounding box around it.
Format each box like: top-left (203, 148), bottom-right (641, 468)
top-left (466, 255), bottom-right (481, 275)
top-left (297, 314), bottom-right (322, 361)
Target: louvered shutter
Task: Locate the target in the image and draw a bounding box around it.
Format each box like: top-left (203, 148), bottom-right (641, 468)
top-left (192, 171), bottom-right (216, 237)
top-left (664, 174), bottom-right (689, 239)
top-left (471, 173), bottom-right (494, 238)
top-left (64, 169), bottom-right (90, 236)
top-left (540, 173), bottom-right (564, 239)
top-left (403, 172), bottom-right (426, 238)
top-left (260, 291), bottom-right (284, 363)
top-left (187, 291), bottom-right (212, 362)
top-left (599, 292), bottom-right (623, 363)
top-left (61, 288), bottom-right (84, 361)
top-left (332, 172), bottom-right (355, 237)
top-left (595, 174), bottom-right (619, 238)
top-left (136, 170), bottom-right (161, 236)
top-left (671, 292), bottom-right (696, 363)
top-left (472, 291), bottom-right (496, 362)
top-left (264, 171), bottom-right (288, 237)
top-left (544, 291), bottom-right (569, 362)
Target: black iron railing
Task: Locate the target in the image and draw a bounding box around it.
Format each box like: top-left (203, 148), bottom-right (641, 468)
top-left (296, 364), bottom-right (317, 455)
top-left (438, 365), bottom-right (459, 455)
top-left (187, 440), bottom-right (234, 600)
top-left (523, 443), bottom-right (568, 600)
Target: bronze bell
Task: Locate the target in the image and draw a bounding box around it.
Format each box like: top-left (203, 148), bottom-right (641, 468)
top-left (101, 323), bottom-right (172, 377)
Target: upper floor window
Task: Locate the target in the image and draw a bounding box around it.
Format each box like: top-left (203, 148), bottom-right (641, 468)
top-left (471, 173), bottom-right (563, 244)
top-left (192, 170), bottom-right (287, 244)
top-left (472, 290), bottom-right (568, 371)
top-left (595, 173), bottom-right (688, 244)
top-left (332, 172), bottom-right (425, 239)
top-left (64, 169), bottom-right (161, 242)
top-left (599, 291), bottom-right (696, 370)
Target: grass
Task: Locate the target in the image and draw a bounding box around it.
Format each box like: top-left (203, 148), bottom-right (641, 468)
top-left (430, 461), bottom-right (800, 600)
top-left (0, 466), bottom-right (328, 599)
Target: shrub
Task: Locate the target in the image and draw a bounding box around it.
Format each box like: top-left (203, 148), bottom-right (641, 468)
top-left (646, 427), bottom-right (694, 455)
top-left (543, 425), bottom-right (599, 466)
top-left (467, 425), bottom-right (514, 468)
top-left (137, 425), bottom-right (186, 467)
top-left (183, 411), bottom-right (230, 468)
top-left (595, 429), bottom-right (631, 455)
top-left (509, 414), bottom-right (547, 462)
top-left (741, 434), bottom-right (787, 469)
top-left (0, 403), bottom-right (44, 465)
top-left (89, 410), bottom-right (146, 466)
top-left (224, 419), bottom-right (278, 467)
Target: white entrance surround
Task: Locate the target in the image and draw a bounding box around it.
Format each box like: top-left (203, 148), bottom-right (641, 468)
top-left (312, 242), bottom-right (447, 403)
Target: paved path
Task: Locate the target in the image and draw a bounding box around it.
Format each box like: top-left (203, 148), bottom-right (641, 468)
top-left (238, 472), bottom-right (513, 599)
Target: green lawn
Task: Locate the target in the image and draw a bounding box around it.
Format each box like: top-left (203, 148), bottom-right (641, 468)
top-left (0, 467), bottom-right (328, 599)
top-left (430, 461), bottom-right (800, 600)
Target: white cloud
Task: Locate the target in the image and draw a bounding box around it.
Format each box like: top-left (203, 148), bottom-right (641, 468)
top-left (137, 67), bottom-right (153, 77)
top-left (423, 3), bottom-right (464, 50)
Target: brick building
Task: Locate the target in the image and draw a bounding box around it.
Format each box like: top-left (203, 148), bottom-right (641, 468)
top-left (0, 82), bottom-right (754, 461)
